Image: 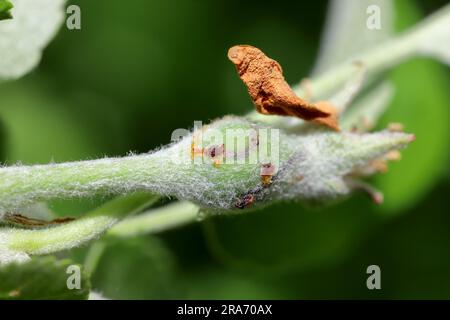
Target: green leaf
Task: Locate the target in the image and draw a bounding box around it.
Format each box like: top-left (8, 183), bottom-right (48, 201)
top-left (308, 0), bottom-right (396, 125)
top-left (86, 193), bottom-right (160, 219)
top-left (312, 0), bottom-right (394, 76)
top-left (0, 0), bottom-right (13, 20)
top-left (341, 81), bottom-right (394, 131)
top-left (204, 196), bottom-right (380, 274)
top-left (1, 216), bottom-right (116, 255)
top-left (91, 237), bottom-right (178, 299)
top-left (374, 0), bottom-right (450, 214)
top-left (0, 257), bottom-right (90, 299)
top-left (185, 268), bottom-right (283, 299)
top-left (108, 201), bottom-right (198, 238)
top-left (0, 0), bottom-right (66, 80)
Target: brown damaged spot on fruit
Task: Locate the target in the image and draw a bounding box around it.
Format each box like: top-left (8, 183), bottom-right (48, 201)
top-left (260, 163), bottom-right (276, 187)
top-left (261, 175), bottom-right (272, 187)
top-left (235, 193), bottom-right (255, 209)
top-left (205, 145), bottom-right (223, 158)
top-left (227, 45), bottom-right (340, 131)
top-left (205, 144), bottom-right (224, 168)
top-left (235, 163), bottom-right (279, 209)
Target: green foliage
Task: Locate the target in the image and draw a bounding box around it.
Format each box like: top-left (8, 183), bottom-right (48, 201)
top-left (375, 0), bottom-right (450, 214)
top-left (0, 0), bottom-right (449, 300)
top-left (0, 0), bottom-right (12, 20)
top-left (0, 257), bottom-right (90, 299)
top-left (91, 237), bottom-right (177, 299)
top-left (86, 193), bottom-right (160, 218)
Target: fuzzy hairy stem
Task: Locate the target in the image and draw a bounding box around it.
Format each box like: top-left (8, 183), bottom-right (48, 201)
top-left (108, 201), bottom-right (199, 237)
top-left (0, 216), bottom-right (116, 258)
top-left (294, 30), bottom-right (417, 99)
top-left (1, 5), bottom-right (446, 217)
top-left (0, 117), bottom-right (414, 216)
top-left (0, 155), bottom-right (166, 214)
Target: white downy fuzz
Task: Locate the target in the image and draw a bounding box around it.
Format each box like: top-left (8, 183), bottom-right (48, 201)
top-left (0, 216), bottom-right (116, 259)
top-left (0, 233), bottom-right (30, 266)
top-left (0, 117), bottom-right (414, 215)
top-left (0, 249), bottom-right (30, 266)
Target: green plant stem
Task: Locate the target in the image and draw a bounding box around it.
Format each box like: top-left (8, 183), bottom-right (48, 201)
top-left (85, 192), bottom-right (160, 218)
top-left (107, 201), bottom-right (199, 238)
top-left (0, 153), bottom-right (169, 213)
top-left (1, 4), bottom-right (448, 260)
top-left (0, 201), bottom-right (197, 258)
top-left (2, 5), bottom-right (448, 214)
top-left (1, 216), bottom-right (116, 255)
top-left (84, 241), bottom-right (107, 275)
top-left (295, 36), bottom-right (416, 98)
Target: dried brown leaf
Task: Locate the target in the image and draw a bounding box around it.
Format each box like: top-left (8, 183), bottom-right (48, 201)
top-left (3, 213), bottom-right (75, 228)
top-left (228, 45), bottom-right (339, 130)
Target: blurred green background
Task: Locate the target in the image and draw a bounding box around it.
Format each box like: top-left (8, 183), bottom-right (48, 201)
top-left (1, 0), bottom-right (449, 299)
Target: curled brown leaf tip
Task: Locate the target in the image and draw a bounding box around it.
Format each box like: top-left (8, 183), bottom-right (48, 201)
top-left (228, 45), bottom-right (339, 130)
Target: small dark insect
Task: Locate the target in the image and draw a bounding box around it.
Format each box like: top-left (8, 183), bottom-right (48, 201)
top-left (235, 194), bottom-right (255, 209)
